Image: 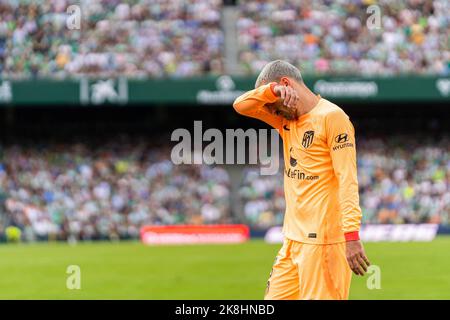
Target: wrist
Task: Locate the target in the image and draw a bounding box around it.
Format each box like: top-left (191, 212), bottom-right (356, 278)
top-left (269, 82), bottom-right (278, 97)
top-left (344, 231), bottom-right (360, 241)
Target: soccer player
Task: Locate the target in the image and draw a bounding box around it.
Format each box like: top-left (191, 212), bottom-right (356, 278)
top-left (233, 60), bottom-right (370, 300)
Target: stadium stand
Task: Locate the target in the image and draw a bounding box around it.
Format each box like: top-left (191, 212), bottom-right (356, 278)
top-left (0, 0), bottom-right (448, 78)
top-left (237, 0), bottom-right (449, 75)
top-left (0, 0), bottom-right (224, 78)
top-left (0, 0), bottom-right (448, 241)
top-left (0, 135), bottom-right (449, 240)
top-left (0, 139), bottom-right (231, 241)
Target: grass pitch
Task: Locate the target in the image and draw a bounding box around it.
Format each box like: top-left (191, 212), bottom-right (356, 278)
top-left (0, 237), bottom-right (449, 299)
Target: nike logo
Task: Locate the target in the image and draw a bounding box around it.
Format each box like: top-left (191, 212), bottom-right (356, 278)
top-left (283, 125), bottom-right (290, 131)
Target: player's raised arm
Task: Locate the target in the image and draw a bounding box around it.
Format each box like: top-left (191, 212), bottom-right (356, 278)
top-left (326, 109), bottom-right (370, 276)
top-left (233, 83), bottom-right (285, 132)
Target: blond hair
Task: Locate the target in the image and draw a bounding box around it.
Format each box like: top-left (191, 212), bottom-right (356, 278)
top-left (255, 60), bottom-right (303, 88)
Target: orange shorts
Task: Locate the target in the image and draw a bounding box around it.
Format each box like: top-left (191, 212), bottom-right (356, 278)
top-left (264, 238), bottom-right (352, 300)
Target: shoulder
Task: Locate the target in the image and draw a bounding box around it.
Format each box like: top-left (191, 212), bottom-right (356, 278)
top-left (317, 99), bottom-right (355, 138)
top-left (315, 99), bottom-right (349, 122)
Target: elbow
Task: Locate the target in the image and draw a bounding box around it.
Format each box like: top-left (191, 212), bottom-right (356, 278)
top-left (232, 99), bottom-right (244, 115)
top-left (232, 100), bottom-right (239, 111)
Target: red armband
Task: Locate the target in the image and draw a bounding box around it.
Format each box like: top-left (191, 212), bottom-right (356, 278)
top-left (344, 231), bottom-right (360, 241)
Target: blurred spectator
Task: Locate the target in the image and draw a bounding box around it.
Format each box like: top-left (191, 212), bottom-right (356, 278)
top-left (0, 0), bottom-right (448, 78)
top-left (0, 138), bottom-right (230, 241)
top-left (237, 0), bottom-right (449, 76)
top-left (0, 0), bottom-right (224, 79)
top-left (0, 135), bottom-right (449, 241)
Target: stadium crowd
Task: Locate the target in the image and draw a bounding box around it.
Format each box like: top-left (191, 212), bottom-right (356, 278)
top-left (0, 136), bottom-right (449, 241)
top-left (0, 0), bottom-right (224, 78)
top-left (0, 139), bottom-right (231, 241)
top-left (0, 0), bottom-right (448, 78)
top-left (238, 0), bottom-right (449, 75)
top-left (239, 136), bottom-right (450, 229)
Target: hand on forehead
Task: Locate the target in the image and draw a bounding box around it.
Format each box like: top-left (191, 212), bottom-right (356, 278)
top-left (266, 101), bottom-right (297, 120)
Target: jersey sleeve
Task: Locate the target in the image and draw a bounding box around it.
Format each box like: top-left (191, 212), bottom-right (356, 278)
top-left (325, 109), bottom-right (362, 240)
top-left (233, 83), bottom-right (284, 133)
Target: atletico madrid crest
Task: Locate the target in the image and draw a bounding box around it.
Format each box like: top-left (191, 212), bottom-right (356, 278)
top-left (302, 130), bottom-right (314, 148)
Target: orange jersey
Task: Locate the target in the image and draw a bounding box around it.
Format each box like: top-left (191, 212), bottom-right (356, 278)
top-left (233, 83), bottom-right (362, 244)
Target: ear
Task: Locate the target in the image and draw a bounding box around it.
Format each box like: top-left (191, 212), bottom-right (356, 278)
top-left (280, 77), bottom-right (290, 86)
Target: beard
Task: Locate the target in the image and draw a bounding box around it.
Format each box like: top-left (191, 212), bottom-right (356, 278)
top-left (266, 99), bottom-right (299, 120)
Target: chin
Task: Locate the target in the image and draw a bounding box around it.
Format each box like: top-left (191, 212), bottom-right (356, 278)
top-left (283, 113), bottom-right (297, 121)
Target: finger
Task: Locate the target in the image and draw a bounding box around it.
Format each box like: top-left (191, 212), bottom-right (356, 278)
top-left (356, 256), bottom-right (367, 275)
top-left (356, 262), bottom-right (365, 276)
top-left (284, 88), bottom-right (292, 107)
top-left (361, 253), bottom-right (370, 267)
top-left (284, 88), bottom-right (293, 107)
top-left (357, 255), bottom-right (368, 272)
top-left (352, 256), bottom-right (364, 275)
top-left (290, 94), bottom-right (299, 109)
top-left (347, 257), bottom-right (358, 275)
top-left (279, 87), bottom-right (286, 100)
top-left (351, 259), bottom-right (360, 275)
